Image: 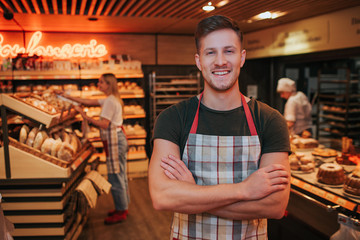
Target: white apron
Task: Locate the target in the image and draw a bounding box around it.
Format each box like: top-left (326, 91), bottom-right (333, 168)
top-left (171, 93), bottom-right (267, 240)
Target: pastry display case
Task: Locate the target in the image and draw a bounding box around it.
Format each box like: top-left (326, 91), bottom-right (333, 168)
top-left (284, 136), bottom-right (360, 239)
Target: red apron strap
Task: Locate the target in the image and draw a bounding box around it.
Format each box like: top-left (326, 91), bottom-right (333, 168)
top-left (190, 92), bottom-right (257, 135)
top-left (241, 94), bottom-right (258, 136)
top-left (189, 92), bottom-right (203, 134)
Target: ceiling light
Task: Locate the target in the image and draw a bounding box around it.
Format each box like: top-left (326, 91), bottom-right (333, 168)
top-left (216, 0), bottom-right (229, 7)
top-left (202, 2), bottom-right (215, 12)
top-left (249, 11), bottom-right (287, 22)
top-left (258, 11), bottom-right (272, 19)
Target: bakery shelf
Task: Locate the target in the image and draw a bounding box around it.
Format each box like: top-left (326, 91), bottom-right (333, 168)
top-left (1, 69), bottom-right (143, 80)
top-left (316, 69), bottom-right (360, 145)
top-left (291, 176), bottom-right (360, 213)
top-left (0, 139), bottom-right (94, 179)
top-left (152, 94), bottom-right (195, 99)
top-left (149, 71), bottom-right (201, 137)
top-left (0, 94), bottom-right (77, 128)
top-left (154, 87), bottom-right (200, 92)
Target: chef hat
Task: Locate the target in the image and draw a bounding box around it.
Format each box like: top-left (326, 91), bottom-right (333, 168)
top-left (277, 78), bottom-right (296, 92)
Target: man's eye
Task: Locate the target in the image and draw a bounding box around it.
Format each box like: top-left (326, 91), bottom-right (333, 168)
top-left (206, 51), bottom-right (215, 55)
top-left (225, 50), bottom-right (234, 54)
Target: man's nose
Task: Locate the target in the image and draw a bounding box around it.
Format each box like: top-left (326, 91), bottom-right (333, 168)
top-left (215, 52), bottom-right (227, 66)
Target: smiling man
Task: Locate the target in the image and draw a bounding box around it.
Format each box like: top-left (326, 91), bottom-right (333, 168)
top-left (149, 15), bottom-right (291, 240)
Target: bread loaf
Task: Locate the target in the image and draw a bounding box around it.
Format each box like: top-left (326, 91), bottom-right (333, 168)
top-left (57, 142), bottom-right (74, 162)
top-left (19, 125), bottom-right (30, 143)
top-left (41, 138), bottom-right (55, 154)
top-left (51, 138), bottom-right (63, 156)
top-left (33, 131), bottom-right (48, 150)
top-left (62, 132), bottom-right (71, 144)
top-left (26, 127), bottom-right (39, 147)
top-left (69, 134), bottom-right (82, 153)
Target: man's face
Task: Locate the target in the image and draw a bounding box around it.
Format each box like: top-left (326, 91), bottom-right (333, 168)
top-left (195, 28), bottom-right (246, 92)
top-left (279, 91), bottom-right (292, 100)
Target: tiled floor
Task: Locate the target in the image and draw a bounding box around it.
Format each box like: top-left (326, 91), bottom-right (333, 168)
top-left (78, 177), bottom-right (172, 240)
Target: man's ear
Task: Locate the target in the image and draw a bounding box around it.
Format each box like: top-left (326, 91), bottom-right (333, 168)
top-left (195, 53), bottom-right (202, 71)
top-left (240, 49), bottom-right (246, 68)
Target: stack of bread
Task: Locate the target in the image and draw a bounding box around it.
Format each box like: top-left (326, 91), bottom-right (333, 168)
top-left (19, 124), bottom-right (82, 162)
top-left (291, 135), bottom-right (318, 149)
top-left (289, 153), bottom-right (315, 172)
top-left (13, 90), bottom-right (73, 115)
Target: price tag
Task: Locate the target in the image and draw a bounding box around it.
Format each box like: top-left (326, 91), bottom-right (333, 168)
top-left (303, 183), bottom-right (312, 191)
top-left (291, 178), bottom-right (300, 186)
top-left (325, 193), bottom-right (336, 201)
top-left (311, 187), bottom-right (326, 197)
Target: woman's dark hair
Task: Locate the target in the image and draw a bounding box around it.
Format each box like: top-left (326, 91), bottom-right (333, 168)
top-left (195, 15), bottom-right (243, 53)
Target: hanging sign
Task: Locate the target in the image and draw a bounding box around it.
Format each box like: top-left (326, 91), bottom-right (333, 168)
top-left (0, 31), bottom-right (108, 59)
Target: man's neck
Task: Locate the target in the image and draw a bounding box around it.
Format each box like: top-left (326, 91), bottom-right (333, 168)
top-left (201, 88), bottom-right (245, 111)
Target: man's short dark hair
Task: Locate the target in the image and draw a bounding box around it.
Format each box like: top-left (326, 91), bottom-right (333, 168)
top-left (195, 15), bottom-right (243, 53)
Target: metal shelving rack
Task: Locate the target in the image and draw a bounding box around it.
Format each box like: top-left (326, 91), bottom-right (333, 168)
top-left (316, 69), bottom-right (360, 147)
top-left (149, 71), bottom-right (201, 136)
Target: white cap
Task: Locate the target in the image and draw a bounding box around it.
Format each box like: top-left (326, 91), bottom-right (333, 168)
top-left (277, 78), bottom-right (296, 92)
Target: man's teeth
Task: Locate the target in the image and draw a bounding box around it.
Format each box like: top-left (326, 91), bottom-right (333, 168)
top-left (213, 71), bottom-right (228, 75)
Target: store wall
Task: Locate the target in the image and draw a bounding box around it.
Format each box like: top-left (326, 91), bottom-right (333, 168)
top-left (245, 6), bottom-right (360, 59)
top-left (0, 31), bottom-right (195, 65)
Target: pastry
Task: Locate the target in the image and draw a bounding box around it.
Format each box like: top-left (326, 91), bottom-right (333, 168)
top-left (343, 166), bottom-right (360, 196)
top-left (317, 163), bottom-right (345, 185)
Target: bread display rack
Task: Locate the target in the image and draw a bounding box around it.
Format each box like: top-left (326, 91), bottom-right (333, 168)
top-left (316, 68), bottom-right (360, 147)
top-left (149, 71), bottom-right (202, 136)
top-left (0, 92), bottom-right (97, 240)
top-left (0, 93), bottom-right (94, 179)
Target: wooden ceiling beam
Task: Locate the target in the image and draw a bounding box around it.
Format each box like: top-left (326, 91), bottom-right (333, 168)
top-left (126, 0), bottom-right (147, 17)
top-left (18, 0), bottom-right (32, 13)
top-left (51, 0), bottom-right (58, 14)
top-left (87, 0), bottom-right (97, 15)
top-left (103, 0), bottom-right (117, 16)
top-left (94, 0), bottom-right (107, 16)
top-left (147, 0), bottom-right (172, 17)
top-left (40, 0), bottom-right (49, 14)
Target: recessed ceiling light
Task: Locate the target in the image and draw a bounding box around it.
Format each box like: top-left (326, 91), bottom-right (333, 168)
top-left (88, 17), bottom-right (98, 21)
top-left (216, 0), bottom-right (229, 7)
top-left (202, 2), bottom-right (215, 12)
top-left (248, 11), bottom-right (286, 22)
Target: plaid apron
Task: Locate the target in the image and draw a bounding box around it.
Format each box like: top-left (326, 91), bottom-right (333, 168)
top-left (171, 93), bottom-right (267, 240)
top-left (101, 123), bottom-right (122, 174)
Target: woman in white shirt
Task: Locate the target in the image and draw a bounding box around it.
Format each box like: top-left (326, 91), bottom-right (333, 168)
top-left (64, 73), bottom-right (129, 224)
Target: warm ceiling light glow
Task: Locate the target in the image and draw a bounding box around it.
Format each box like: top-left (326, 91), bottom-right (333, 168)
top-left (249, 11), bottom-right (287, 22)
top-left (216, 0), bottom-right (229, 7)
top-left (259, 11), bottom-right (272, 19)
top-left (202, 2), bottom-right (215, 11)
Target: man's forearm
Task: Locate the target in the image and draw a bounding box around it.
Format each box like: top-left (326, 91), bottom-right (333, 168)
top-left (207, 185), bottom-right (290, 220)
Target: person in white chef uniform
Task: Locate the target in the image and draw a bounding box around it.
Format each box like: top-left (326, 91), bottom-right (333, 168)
top-left (277, 77), bottom-right (313, 136)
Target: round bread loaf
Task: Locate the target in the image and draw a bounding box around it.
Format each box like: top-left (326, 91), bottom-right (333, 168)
top-left (19, 125), bottom-right (30, 144)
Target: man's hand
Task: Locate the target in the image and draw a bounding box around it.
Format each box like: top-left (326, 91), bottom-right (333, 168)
top-left (241, 164), bottom-right (289, 201)
top-left (160, 155), bottom-right (196, 184)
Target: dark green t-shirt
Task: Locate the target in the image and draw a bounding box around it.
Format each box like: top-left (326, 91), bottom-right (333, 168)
top-left (153, 95), bottom-right (291, 158)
